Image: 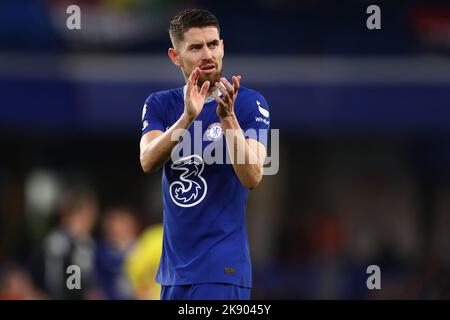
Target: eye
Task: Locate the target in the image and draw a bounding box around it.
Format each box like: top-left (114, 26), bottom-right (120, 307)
top-left (189, 44), bottom-right (203, 51)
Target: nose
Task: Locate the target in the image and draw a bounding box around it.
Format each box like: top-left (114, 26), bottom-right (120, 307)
top-left (201, 46), bottom-right (213, 60)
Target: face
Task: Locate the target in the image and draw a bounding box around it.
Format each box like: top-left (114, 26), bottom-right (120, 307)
top-left (63, 200), bottom-right (98, 237)
top-left (169, 26), bottom-right (224, 89)
top-left (103, 209), bottom-right (137, 242)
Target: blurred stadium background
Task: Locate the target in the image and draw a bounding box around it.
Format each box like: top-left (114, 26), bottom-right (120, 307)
top-left (1, 0), bottom-right (450, 299)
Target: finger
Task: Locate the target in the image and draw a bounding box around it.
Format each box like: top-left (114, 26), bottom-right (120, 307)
top-left (215, 82), bottom-right (230, 102)
top-left (220, 77), bottom-right (234, 97)
top-left (232, 75), bottom-right (241, 95)
top-left (192, 67), bottom-right (200, 87)
top-left (199, 80), bottom-right (210, 97)
top-left (186, 69), bottom-right (197, 96)
top-left (211, 91), bottom-right (226, 107)
top-left (188, 67), bottom-right (197, 84)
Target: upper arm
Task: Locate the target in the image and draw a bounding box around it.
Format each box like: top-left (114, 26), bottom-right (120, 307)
top-left (240, 91), bottom-right (271, 148)
top-left (141, 94), bottom-right (166, 135)
top-left (139, 93), bottom-right (166, 155)
top-left (139, 93), bottom-right (169, 172)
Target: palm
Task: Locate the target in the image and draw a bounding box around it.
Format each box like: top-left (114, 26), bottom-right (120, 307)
top-left (189, 88), bottom-right (206, 112)
top-left (185, 68), bottom-right (210, 119)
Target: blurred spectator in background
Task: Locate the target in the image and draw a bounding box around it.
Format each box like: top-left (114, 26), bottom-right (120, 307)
top-left (34, 189), bottom-right (98, 299)
top-left (0, 263), bottom-right (47, 300)
top-left (94, 206), bottom-right (140, 300)
top-left (125, 223), bottom-right (163, 300)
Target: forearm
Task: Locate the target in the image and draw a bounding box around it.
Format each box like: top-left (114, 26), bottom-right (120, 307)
top-left (221, 115), bottom-right (262, 189)
top-left (140, 113), bottom-right (194, 173)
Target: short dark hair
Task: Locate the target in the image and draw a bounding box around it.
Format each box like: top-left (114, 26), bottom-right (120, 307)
top-left (169, 9), bottom-right (220, 46)
top-left (59, 189), bottom-right (97, 216)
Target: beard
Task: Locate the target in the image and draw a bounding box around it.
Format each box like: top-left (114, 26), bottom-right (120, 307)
top-left (198, 66), bottom-right (222, 89)
top-left (184, 63), bottom-right (223, 90)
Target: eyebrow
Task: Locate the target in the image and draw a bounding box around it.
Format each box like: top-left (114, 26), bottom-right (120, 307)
top-left (207, 40), bottom-right (219, 46)
top-left (188, 39), bottom-right (219, 49)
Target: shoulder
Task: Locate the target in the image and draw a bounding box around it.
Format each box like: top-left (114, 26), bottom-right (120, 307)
top-left (145, 87), bottom-right (183, 105)
top-left (236, 86), bottom-right (270, 115)
top-left (45, 229), bottom-right (71, 256)
top-left (237, 86), bottom-right (269, 107)
top-left (237, 86), bottom-right (266, 100)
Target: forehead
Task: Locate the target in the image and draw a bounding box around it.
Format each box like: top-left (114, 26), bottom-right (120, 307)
top-left (182, 27), bottom-right (220, 44)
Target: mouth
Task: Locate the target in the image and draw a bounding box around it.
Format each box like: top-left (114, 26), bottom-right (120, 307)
top-left (199, 64), bottom-right (216, 73)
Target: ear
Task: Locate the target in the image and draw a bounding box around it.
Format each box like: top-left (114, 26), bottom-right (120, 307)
top-left (168, 48), bottom-right (181, 67)
top-left (220, 39), bottom-right (224, 58)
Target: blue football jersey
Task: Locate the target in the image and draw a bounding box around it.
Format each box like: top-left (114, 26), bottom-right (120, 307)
top-left (141, 85), bottom-right (270, 288)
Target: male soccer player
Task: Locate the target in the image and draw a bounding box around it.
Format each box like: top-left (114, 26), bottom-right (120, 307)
top-left (139, 9), bottom-right (270, 300)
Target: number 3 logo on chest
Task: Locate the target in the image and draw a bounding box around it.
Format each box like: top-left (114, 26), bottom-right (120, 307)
top-left (169, 155), bottom-right (208, 207)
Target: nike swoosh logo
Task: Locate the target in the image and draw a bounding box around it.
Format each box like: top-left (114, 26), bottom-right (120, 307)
top-left (257, 100), bottom-right (270, 117)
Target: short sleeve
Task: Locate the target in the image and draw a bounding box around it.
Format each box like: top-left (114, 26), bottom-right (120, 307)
top-left (141, 94), bottom-right (166, 135)
top-left (239, 92), bottom-right (271, 147)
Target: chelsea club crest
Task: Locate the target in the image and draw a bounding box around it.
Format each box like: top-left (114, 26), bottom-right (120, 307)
top-left (205, 122), bottom-right (223, 141)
